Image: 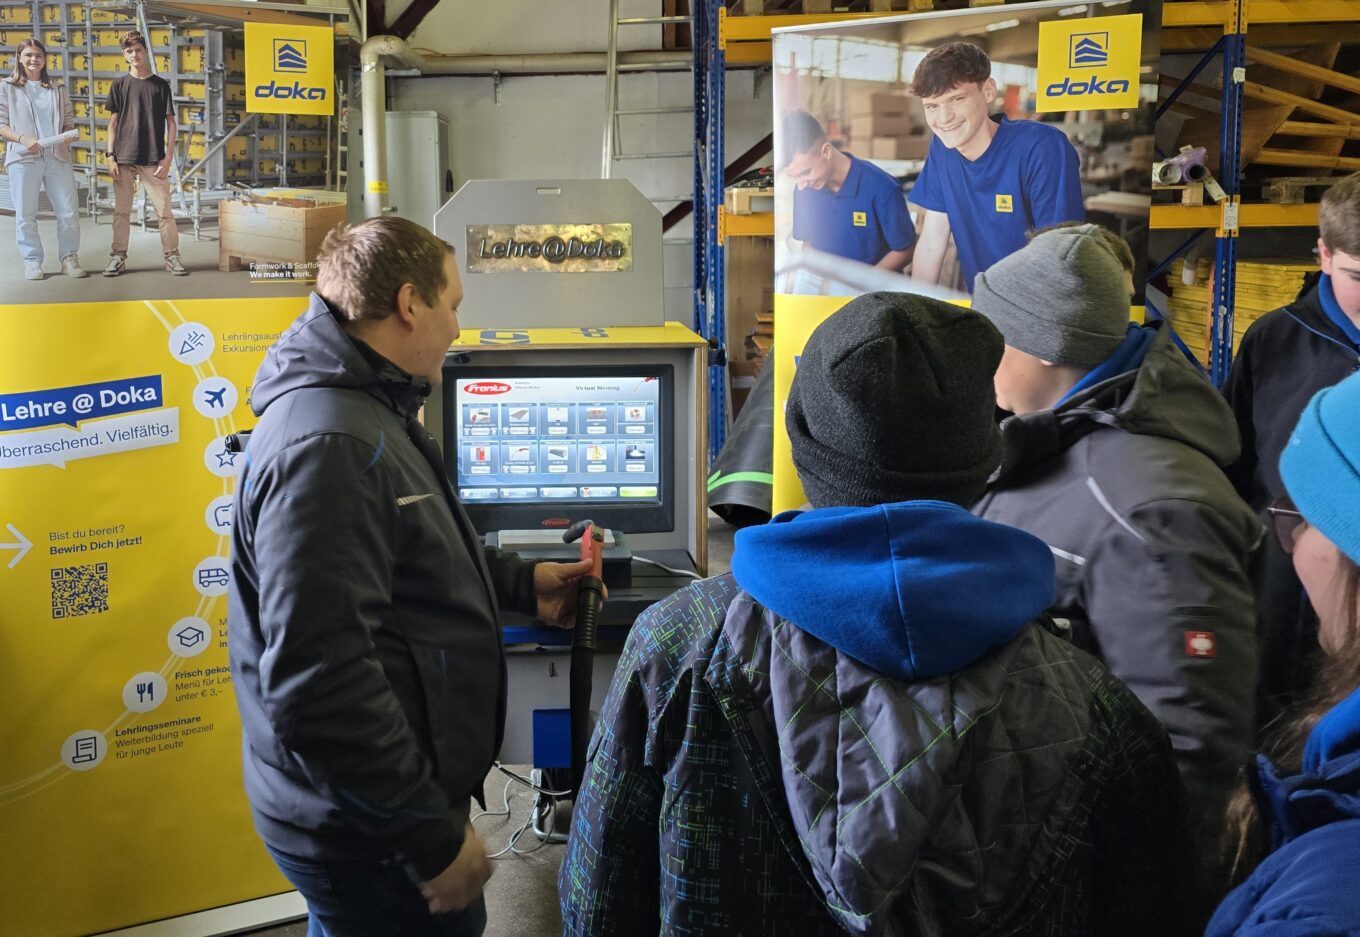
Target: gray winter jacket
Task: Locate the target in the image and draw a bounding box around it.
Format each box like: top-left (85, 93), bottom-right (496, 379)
top-left (0, 76), bottom-right (76, 166)
top-left (228, 295), bottom-right (539, 881)
top-left (974, 322), bottom-right (1262, 835)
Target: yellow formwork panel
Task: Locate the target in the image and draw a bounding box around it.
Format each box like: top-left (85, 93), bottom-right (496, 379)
top-left (178, 46), bottom-right (203, 72)
top-left (70, 52), bottom-right (171, 72)
top-left (0, 6), bottom-right (33, 24)
top-left (68, 78), bottom-right (115, 98)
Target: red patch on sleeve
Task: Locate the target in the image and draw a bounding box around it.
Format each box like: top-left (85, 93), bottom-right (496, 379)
top-left (1185, 631), bottom-right (1216, 658)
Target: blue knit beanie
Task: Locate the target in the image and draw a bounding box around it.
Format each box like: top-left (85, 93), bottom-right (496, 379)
top-left (1280, 370), bottom-right (1360, 565)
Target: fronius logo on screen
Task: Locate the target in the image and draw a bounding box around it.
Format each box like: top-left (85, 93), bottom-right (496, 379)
top-left (1037, 13), bottom-right (1141, 112)
top-left (245, 23), bottom-right (334, 116)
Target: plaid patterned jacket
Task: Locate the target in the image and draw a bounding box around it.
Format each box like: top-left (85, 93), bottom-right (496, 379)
top-left (560, 573), bottom-right (1198, 937)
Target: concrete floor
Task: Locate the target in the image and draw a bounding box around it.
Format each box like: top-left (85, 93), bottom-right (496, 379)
top-left (242, 512), bottom-right (738, 937)
top-left (0, 212), bottom-right (314, 305)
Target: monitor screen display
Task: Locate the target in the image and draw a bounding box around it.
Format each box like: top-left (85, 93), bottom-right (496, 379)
top-left (441, 363), bottom-right (674, 534)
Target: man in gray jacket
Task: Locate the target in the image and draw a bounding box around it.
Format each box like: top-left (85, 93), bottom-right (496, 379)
top-left (229, 217), bottom-right (594, 937)
top-left (971, 223), bottom-right (1261, 851)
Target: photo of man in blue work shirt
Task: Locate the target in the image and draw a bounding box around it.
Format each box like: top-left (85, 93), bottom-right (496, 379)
top-left (781, 109), bottom-right (916, 276)
top-left (908, 42), bottom-right (1084, 292)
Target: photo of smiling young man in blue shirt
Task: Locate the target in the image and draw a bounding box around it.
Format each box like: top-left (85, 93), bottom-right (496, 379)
top-left (781, 109), bottom-right (916, 275)
top-left (908, 42), bottom-right (1084, 292)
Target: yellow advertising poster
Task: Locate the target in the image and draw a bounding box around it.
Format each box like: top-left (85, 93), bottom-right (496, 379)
top-left (245, 22), bottom-right (335, 116)
top-left (1036, 13), bottom-right (1143, 112)
top-left (0, 298), bottom-right (304, 936)
top-left (771, 294), bottom-right (854, 514)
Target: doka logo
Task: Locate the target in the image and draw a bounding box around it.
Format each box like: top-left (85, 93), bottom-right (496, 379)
top-left (1069, 33), bottom-right (1109, 68)
top-left (254, 37), bottom-right (327, 102)
top-left (1037, 13), bottom-right (1141, 112)
top-left (274, 39), bottom-right (307, 73)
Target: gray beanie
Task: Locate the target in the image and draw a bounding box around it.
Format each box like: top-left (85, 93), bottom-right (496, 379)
top-left (785, 291), bottom-right (1003, 509)
top-left (971, 223), bottom-right (1130, 368)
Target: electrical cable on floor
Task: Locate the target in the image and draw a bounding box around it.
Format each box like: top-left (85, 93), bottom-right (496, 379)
top-left (474, 762), bottom-right (571, 857)
top-left (634, 554), bottom-right (703, 579)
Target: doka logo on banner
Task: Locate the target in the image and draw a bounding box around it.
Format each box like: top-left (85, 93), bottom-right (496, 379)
top-left (245, 22), bottom-right (334, 115)
top-left (1069, 33), bottom-right (1109, 68)
top-left (1037, 13), bottom-right (1141, 113)
top-left (274, 39), bottom-right (308, 73)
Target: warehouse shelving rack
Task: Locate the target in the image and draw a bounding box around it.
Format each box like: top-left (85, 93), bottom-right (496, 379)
top-left (1153, 0), bottom-right (1360, 383)
top-left (693, 0), bottom-right (1360, 449)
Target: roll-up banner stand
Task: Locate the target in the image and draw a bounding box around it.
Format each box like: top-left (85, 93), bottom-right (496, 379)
top-left (1, 3), bottom-right (348, 933)
top-left (771, 0), bottom-right (1161, 512)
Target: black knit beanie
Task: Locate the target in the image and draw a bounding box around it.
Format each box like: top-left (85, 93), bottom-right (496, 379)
top-left (785, 292), bottom-right (1004, 508)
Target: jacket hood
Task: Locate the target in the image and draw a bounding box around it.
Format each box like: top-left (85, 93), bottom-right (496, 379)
top-left (1256, 686), bottom-right (1360, 849)
top-left (250, 293), bottom-right (429, 417)
top-left (994, 321), bottom-right (1239, 483)
top-left (731, 501), bottom-right (1055, 679)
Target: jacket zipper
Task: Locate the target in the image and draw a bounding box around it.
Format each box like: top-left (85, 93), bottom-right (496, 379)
top-left (1286, 309), bottom-right (1360, 370)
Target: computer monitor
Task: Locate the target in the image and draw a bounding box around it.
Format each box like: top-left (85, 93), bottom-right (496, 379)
top-left (441, 362), bottom-right (675, 534)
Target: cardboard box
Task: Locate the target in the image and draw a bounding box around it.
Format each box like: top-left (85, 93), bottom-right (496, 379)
top-left (851, 92), bottom-right (912, 120)
top-left (869, 135), bottom-right (931, 160)
top-left (851, 114), bottom-right (915, 140)
top-left (218, 198), bottom-right (347, 273)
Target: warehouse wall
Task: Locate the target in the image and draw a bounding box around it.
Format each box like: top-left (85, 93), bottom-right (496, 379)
top-left (366, 0), bottom-right (777, 325)
top-left (388, 68), bottom-right (774, 325)
top-left (397, 0), bottom-right (668, 56)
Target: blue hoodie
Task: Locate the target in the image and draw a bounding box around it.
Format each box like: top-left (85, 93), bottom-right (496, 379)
top-left (1208, 687), bottom-right (1360, 936)
top-left (732, 500), bottom-right (1056, 679)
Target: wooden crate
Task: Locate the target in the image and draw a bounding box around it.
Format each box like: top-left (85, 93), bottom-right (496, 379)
top-left (218, 198), bottom-right (346, 273)
top-left (725, 186), bottom-right (774, 215)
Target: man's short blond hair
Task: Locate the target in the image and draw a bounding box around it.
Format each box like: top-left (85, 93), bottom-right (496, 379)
top-left (1319, 172), bottom-right (1360, 258)
top-left (315, 217), bottom-right (455, 323)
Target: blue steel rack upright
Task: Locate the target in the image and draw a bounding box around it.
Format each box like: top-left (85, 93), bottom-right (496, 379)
top-left (1212, 17), bottom-right (1247, 387)
top-left (1154, 4), bottom-right (1248, 386)
top-left (694, 0), bottom-right (727, 464)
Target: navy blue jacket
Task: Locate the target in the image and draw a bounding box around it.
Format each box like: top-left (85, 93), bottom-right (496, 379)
top-left (1209, 688), bottom-right (1360, 936)
top-left (228, 296), bottom-right (537, 880)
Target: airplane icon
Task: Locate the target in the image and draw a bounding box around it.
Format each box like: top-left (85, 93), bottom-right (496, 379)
top-left (204, 387), bottom-right (227, 409)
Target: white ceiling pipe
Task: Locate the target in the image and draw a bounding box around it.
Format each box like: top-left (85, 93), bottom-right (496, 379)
top-left (360, 35), bottom-right (425, 218)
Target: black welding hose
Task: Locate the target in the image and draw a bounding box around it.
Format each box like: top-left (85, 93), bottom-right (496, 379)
top-left (570, 575), bottom-right (606, 799)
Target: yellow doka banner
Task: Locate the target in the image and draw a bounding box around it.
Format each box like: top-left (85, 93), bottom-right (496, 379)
top-left (1036, 13), bottom-right (1143, 112)
top-left (0, 298), bottom-right (303, 936)
top-left (245, 22), bottom-right (335, 116)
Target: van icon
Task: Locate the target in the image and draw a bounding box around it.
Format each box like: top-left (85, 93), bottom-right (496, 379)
top-left (197, 567), bottom-right (229, 588)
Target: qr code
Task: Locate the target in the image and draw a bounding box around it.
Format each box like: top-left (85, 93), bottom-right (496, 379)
top-left (51, 564), bottom-right (110, 619)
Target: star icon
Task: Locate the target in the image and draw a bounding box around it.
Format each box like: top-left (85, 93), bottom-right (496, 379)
top-left (215, 448), bottom-right (239, 468)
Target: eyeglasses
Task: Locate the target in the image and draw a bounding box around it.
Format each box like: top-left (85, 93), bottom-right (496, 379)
top-left (1266, 497), bottom-right (1308, 554)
